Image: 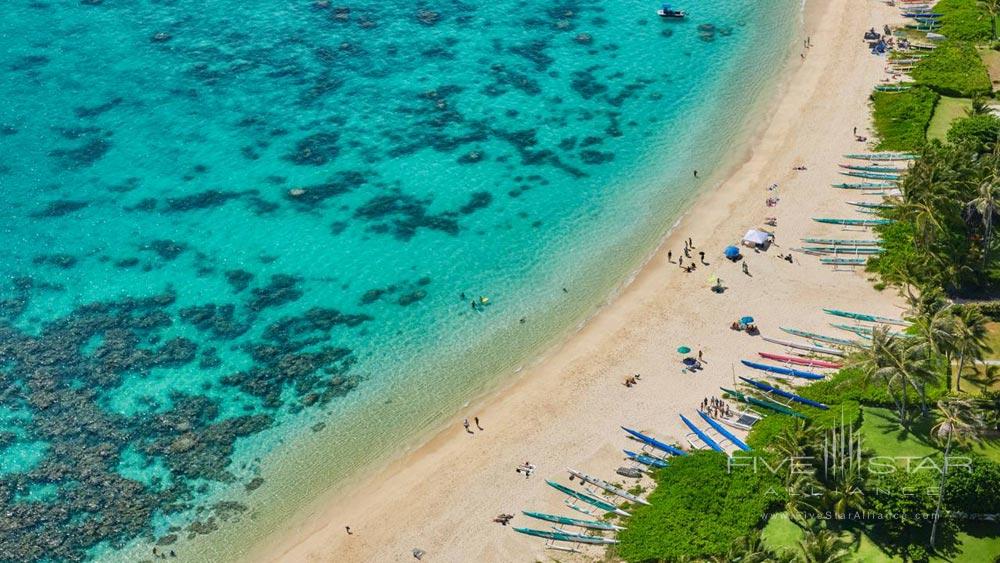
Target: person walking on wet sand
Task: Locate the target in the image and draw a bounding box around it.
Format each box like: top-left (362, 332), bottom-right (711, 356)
top-left (475, 416), bottom-right (483, 431)
top-left (463, 418), bottom-right (473, 434)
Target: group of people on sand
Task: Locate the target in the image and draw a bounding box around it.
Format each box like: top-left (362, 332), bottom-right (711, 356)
top-left (623, 373), bottom-right (642, 387)
top-left (493, 513), bottom-right (515, 526)
top-left (701, 396), bottom-right (732, 419)
top-left (668, 238), bottom-right (706, 273)
top-left (462, 416), bottom-right (484, 435)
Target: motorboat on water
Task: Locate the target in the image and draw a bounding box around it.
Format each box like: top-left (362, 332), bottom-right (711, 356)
top-left (658, 3), bottom-right (686, 18)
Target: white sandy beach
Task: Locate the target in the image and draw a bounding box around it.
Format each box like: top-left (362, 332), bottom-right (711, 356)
top-left (255, 0), bottom-right (907, 561)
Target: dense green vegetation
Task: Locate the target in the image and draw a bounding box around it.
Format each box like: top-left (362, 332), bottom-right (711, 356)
top-left (935, 0), bottom-right (994, 42)
top-left (871, 87), bottom-right (939, 150)
top-left (614, 451), bottom-right (785, 561)
top-left (912, 41), bottom-right (993, 97)
top-left (868, 117), bottom-right (1000, 292)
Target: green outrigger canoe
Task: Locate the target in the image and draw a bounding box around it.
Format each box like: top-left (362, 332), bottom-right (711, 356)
top-left (813, 217), bottom-right (892, 226)
top-left (522, 511), bottom-right (623, 531)
top-left (831, 182), bottom-right (897, 189)
top-left (801, 238), bottom-right (881, 246)
top-left (843, 152), bottom-right (917, 161)
top-left (514, 527), bottom-right (618, 545)
top-left (720, 387), bottom-right (806, 418)
top-left (830, 323), bottom-right (912, 338)
top-left (802, 246), bottom-right (883, 254)
top-left (821, 257), bottom-right (867, 266)
top-left (847, 201), bottom-right (893, 209)
top-left (839, 164), bottom-right (906, 173)
top-left (546, 481), bottom-right (630, 517)
top-left (822, 308), bottom-right (909, 326)
top-left (841, 170), bottom-right (902, 180)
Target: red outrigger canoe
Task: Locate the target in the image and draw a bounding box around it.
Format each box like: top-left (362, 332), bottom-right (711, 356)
top-left (758, 352), bottom-right (842, 369)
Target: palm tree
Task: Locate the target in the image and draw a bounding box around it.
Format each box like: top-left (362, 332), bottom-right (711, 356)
top-left (726, 530), bottom-right (790, 563)
top-left (929, 398), bottom-right (985, 549)
top-left (796, 526), bottom-right (852, 563)
top-left (853, 327), bottom-right (931, 427)
top-left (821, 467), bottom-right (866, 521)
top-left (966, 178), bottom-right (1000, 268)
top-left (966, 96), bottom-right (991, 117)
top-left (951, 306), bottom-right (989, 393)
top-left (983, 0), bottom-right (1000, 41)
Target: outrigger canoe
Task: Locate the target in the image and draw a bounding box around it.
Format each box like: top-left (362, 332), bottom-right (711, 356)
top-left (801, 238), bottom-right (882, 246)
top-left (780, 327), bottom-right (858, 347)
top-left (847, 201), bottom-right (893, 209)
top-left (624, 449), bottom-right (668, 468)
top-left (822, 308), bottom-right (908, 326)
top-left (839, 164), bottom-right (906, 173)
top-left (831, 182), bottom-right (897, 189)
top-left (697, 411), bottom-right (750, 451)
top-left (740, 359), bottom-right (825, 380)
top-left (758, 352), bottom-right (842, 369)
top-left (821, 257), bottom-right (868, 266)
top-left (522, 511), bottom-right (624, 531)
top-left (546, 480), bottom-right (630, 517)
top-left (720, 386), bottom-right (806, 418)
top-left (514, 527), bottom-right (618, 545)
top-left (567, 468), bottom-right (649, 505)
top-left (842, 153), bottom-right (916, 161)
top-left (802, 246), bottom-right (883, 254)
top-left (739, 377), bottom-right (829, 410)
top-left (620, 427), bottom-right (687, 456)
top-left (813, 217), bottom-right (892, 226)
top-left (830, 323), bottom-right (911, 338)
top-left (762, 336), bottom-right (845, 357)
top-left (679, 414), bottom-right (724, 453)
top-left (841, 170), bottom-right (902, 180)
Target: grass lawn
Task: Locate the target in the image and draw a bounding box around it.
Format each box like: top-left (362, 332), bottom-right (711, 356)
top-left (926, 96), bottom-right (972, 141)
top-left (861, 407), bottom-right (940, 460)
top-left (982, 322), bottom-right (1000, 359)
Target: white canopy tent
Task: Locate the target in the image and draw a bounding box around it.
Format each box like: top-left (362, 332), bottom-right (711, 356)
top-left (742, 229), bottom-right (772, 248)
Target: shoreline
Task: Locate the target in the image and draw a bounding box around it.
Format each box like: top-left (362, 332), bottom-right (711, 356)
top-left (252, 0), bottom-right (906, 560)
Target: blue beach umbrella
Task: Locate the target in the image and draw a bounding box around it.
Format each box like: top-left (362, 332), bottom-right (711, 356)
top-left (740, 316), bottom-right (755, 324)
top-left (724, 246), bottom-right (741, 259)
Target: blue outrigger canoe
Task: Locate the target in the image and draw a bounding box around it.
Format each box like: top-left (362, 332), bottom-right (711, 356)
top-left (679, 414), bottom-right (724, 453)
top-left (740, 359), bottom-right (825, 380)
top-left (621, 426), bottom-right (687, 456)
top-left (697, 411), bottom-right (750, 451)
top-left (624, 449), bottom-right (668, 468)
top-left (739, 377), bottom-right (829, 410)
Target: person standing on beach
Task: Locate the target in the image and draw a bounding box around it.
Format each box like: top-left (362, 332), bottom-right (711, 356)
top-left (345, 526), bottom-right (353, 535)
top-left (699, 251), bottom-right (705, 264)
top-left (475, 416), bottom-right (483, 431)
top-left (463, 419), bottom-right (473, 434)
top-left (668, 250), bottom-right (673, 262)
top-left (693, 170), bottom-right (698, 178)
top-left (742, 262), bottom-right (750, 276)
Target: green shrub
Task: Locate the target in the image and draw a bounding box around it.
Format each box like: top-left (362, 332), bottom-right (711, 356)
top-left (616, 451), bottom-right (785, 561)
top-left (935, 0), bottom-right (993, 42)
top-left (866, 470), bottom-right (951, 551)
top-left (912, 41), bottom-right (992, 97)
top-left (746, 413), bottom-right (798, 450)
top-left (807, 400), bottom-right (861, 430)
top-left (797, 367), bottom-right (947, 408)
top-left (944, 455), bottom-right (1000, 514)
top-left (947, 114), bottom-right (1000, 152)
top-left (871, 87), bottom-right (939, 150)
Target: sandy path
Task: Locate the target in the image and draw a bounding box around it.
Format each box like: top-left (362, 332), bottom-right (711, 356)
top-left (255, 0), bottom-right (905, 561)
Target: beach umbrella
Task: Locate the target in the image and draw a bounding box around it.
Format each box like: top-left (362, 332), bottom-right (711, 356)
top-left (740, 316), bottom-right (755, 324)
top-left (677, 346), bottom-right (691, 354)
top-left (724, 246), bottom-right (741, 259)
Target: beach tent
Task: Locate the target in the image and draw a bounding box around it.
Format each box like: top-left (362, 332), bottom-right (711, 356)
top-left (742, 229), bottom-right (771, 249)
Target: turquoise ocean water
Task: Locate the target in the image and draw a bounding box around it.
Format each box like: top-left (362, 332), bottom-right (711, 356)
top-left (0, 0), bottom-right (799, 560)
